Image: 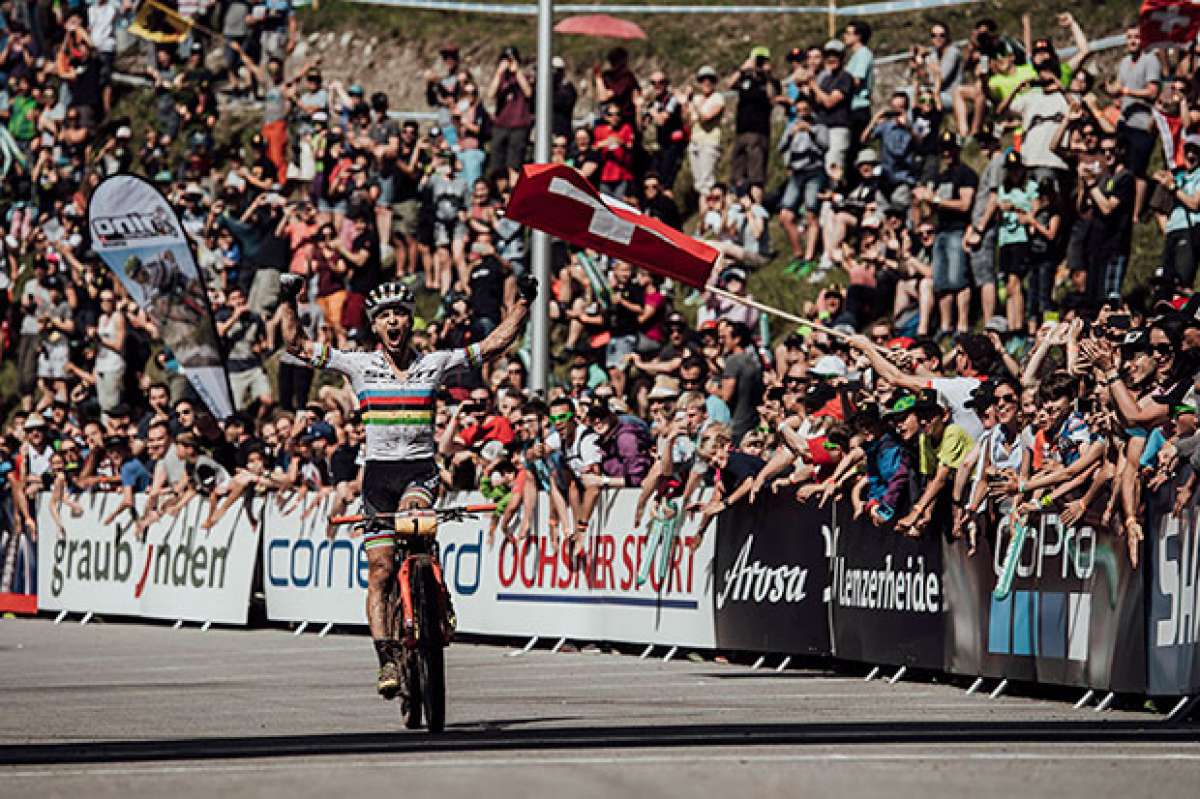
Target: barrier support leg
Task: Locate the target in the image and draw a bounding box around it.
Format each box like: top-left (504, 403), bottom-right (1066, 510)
top-left (293, 622), bottom-right (308, 636)
top-left (79, 612), bottom-right (93, 626)
top-left (1073, 689), bottom-right (1095, 709)
top-left (639, 644), bottom-right (655, 660)
top-left (318, 623), bottom-right (333, 638)
top-left (989, 678), bottom-right (1009, 699)
top-left (1094, 691), bottom-right (1116, 712)
top-left (864, 666), bottom-right (881, 682)
top-left (751, 655), bottom-right (766, 670)
top-left (775, 656), bottom-right (792, 673)
top-left (200, 621), bottom-right (212, 632)
top-left (53, 610), bottom-right (68, 625)
top-left (551, 637), bottom-right (567, 654)
top-left (1167, 695), bottom-right (1199, 723)
top-left (965, 678), bottom-right (985, 695)
top-left (173, 619), bottom-right (184, 630)
top-left (507, 636), bottom-right (538, 657)
top-left (888, 665), bottom-right (907, 684)
top-left (663, 646), bottom-right (679, 663)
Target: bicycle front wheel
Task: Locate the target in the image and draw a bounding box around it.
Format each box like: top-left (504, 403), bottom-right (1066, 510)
top-left (413, 561), bottom-right (446, 733)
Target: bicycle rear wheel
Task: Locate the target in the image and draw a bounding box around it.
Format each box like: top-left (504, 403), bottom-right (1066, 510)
top-left (413, 561), bottom-right (447, 733)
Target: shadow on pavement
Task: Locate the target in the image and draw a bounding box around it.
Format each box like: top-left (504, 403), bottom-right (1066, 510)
top-left (3, 720), bottom-right (1198, 765)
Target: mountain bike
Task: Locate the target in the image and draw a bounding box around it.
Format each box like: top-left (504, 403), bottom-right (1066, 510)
top-left (330, 503), bottom-right (493, 733)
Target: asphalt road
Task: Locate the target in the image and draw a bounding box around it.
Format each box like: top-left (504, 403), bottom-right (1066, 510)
top-left (1, 618), bottom-right (1198, 799)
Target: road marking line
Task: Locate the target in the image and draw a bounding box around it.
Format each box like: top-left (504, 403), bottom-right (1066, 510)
top-left (7, 750), bottom-right (1200, 779)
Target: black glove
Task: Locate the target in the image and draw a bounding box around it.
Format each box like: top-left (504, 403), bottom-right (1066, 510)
top-left (279, 272), bottom-right (305, 303)
top-left (517, 273), bottom-right (538, 303)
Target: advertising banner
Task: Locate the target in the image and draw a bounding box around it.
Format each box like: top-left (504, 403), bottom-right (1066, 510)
top-left (713, 493), bottom-right (831, 655)
top-left (829, 503), bottom-right (946, 669)
top-left (262, 489), bottom-right (716, 647)
top-left (1148, 502), bottom-right (1200, 695)
top-left (88, 174), bottom-right (234, 420)
top-left (945, 508), bottom-right (1145, 691)
top-left (37, 491), bottom-right (260, 624)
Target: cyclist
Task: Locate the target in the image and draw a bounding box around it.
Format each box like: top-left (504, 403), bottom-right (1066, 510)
top-left (278, 271), bottom-right (536, 698)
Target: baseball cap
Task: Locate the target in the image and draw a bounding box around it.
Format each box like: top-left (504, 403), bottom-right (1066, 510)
top-left (810, 354), bottom-right (848, 378)
top-left (551, 55), bottom-right (565, 70)
top-left (938, 130), bottom-right (962, 150)
top-left (786, 47), bottom-right (804, 63)
top-left (439, 42), bottom-right (460, 55)
top-left (696, 65), bottom-right (718, 80)
top-left (115, 125), bottom-right (131, 139)
top-left (348, 84), bottom-right (364, 96)
top-left (824, 39), bottom-right (845, 55)
top-left (721, 267), bottom-right (748, 285)
top-left (23, 414), bottom-right (46, 430)
top-left (190, 41), bottom-right (203, 54)
top-left (855, 148), bottom-right (879, 166)
top-left (665, 311), bottom-right (687, 327)
top-left (1003, 149), bottom-right (1022, 167)
top-left (1033, 37), bottom-right (1054, 52)
top-left (750, 45), bottom-right (771, 60)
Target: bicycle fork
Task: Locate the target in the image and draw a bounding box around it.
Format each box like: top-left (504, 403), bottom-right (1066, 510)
top-left (396, 555), bottom-right (454, 647)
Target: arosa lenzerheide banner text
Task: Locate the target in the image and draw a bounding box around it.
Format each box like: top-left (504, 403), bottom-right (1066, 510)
top-left (37, 492), bottom-right (259, 624)
top-left (262, 489), bottom-right (716, 648)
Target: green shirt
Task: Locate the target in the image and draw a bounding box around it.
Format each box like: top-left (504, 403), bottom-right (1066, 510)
top-left (919, 423), bottom-right (974, 475)
top-left (7, 95), bottom-right (37, 141)
top-left (998, 179), bottom-right (1037, 247)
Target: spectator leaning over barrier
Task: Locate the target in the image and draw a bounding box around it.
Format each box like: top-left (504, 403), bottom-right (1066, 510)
top-left (688, 422), bottom-right (764, 550)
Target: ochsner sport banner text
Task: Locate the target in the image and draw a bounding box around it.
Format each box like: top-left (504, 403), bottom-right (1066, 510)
top-left (37, 491), bottom-right (259, 624)
top-left (262, 489), bottom-right (716, 648)
top-left (87, 174), bottom-right (234, 420)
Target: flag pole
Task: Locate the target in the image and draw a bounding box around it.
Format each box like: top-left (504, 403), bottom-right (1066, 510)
top-left (529, 0), bottom-right (553, 394)
top-left (706, 285), bottom-right (888, 357)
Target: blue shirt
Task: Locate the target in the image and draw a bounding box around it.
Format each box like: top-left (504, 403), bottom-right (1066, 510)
top-left (1167, 167), bottom-right (1200, 233)
top-left (845, 46), bottom-right (874, 112)
top-left (120, 459), bottom-right (152, 492)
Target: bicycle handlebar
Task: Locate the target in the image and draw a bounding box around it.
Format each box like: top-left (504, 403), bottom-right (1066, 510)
top-left (328, 503), bottom-right (497, 527)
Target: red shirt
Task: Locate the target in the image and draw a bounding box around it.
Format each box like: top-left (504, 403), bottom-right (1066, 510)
top-left (592, 122), bottom-right (634, 184)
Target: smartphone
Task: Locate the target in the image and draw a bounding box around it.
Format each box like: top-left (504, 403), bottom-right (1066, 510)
top-left (1108, 314), bottom-right (1131, 330)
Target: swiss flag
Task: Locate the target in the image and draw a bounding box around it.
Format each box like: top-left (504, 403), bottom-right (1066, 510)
top-left (1140, 0), bottom-right (1200, 49)
top-left (505, 163), bottom-right (719, 289)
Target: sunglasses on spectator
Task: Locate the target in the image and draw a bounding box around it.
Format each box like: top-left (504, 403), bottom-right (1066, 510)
top-left (680, 378), bottom-right (702, 389)
top-left (931, 31), bottom-right (947, 39)
top-left (1100, 146), bottom-right (1118, 155)
top-left (549, 411), bottom-right (574, 424)
top-left (784, 377), bottom-right (805, 387)
top-left (993, 392), bottom-right (1018, 405)
top-left (918, 228), bottom-right (936, 236)
top-left (1152, 343), bottom-right (1175, 357)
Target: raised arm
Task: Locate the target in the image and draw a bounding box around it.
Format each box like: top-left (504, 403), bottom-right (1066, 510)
top-left (476, 275), bottom-right (536, 363)
top-left (278, 274), bottom-right (317, 362)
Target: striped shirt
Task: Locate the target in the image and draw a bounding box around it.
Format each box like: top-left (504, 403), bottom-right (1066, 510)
top-left (311, 344), bottom-right (482, 461)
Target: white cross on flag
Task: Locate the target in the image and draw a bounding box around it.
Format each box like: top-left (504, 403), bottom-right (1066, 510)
top-left (1140, 0), bottom-right (1200, 49)
top-left (505, 163), bottom-right (719, 289)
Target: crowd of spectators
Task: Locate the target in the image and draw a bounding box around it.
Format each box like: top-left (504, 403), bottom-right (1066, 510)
top-left (0, 2), bottom-right (1196, 579)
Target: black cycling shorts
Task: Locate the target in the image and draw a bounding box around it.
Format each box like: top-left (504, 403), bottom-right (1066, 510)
top-left (361, 459), bottom-right (441, 550)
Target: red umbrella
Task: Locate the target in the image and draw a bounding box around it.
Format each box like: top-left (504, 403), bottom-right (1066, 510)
top-left (554, 14), bottom-right (647, 41)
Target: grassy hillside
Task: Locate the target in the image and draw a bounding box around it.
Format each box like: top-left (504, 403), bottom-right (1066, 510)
top-left (175, 1), bottom-right (1147, 341)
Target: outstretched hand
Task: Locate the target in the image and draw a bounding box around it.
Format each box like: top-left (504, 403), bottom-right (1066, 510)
top-left (517, 273), bottom-right (539, 303)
